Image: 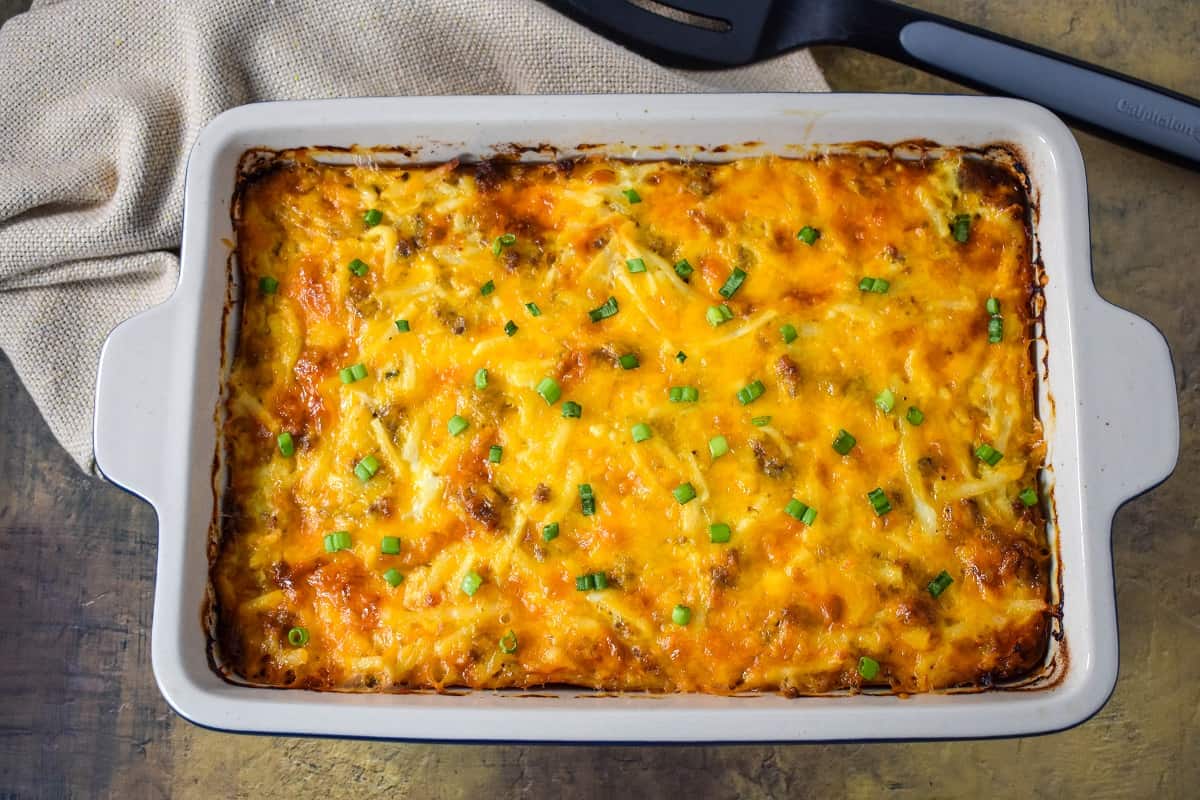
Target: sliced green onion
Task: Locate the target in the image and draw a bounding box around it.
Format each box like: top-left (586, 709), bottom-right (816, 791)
top-left (499, 630), bottom-right (518, 654)
top-left (832, 429), bottom-right (857, 455)
top-left (525, 302), bottom-right (541, 317)
top-left (797, 226), bottom-right (821, 245)
top-left (259, 276), bottom-right (279, 294)
top-left (706, 304), bottom-right (734, 327)
top-left (394, 319), bottom-right (410, 333)
top-left (672, 605), bottom-right (692, 626)
top-left (324, 530), bottom-right (351, 552)
top-left (474, 368), bottom-right (488, 390)
top-left (927, 570), bottom-right (954, 598)
top-left (338, 368), bottom-right (355, 384)
top-left (986, 297), bottom-right (1001, 316)
top-left (575, 574), bottom-right (594, 591)
top-left (875, 389), bottom-right (896, 413)
top-left (348, 258), bottom-right (369, 277)
top-left (561, 401), bottom-right (582, 419)
top-left (492, 233), bottom-right (517, 255)
top-left (750, 416), bottom-right (771, 427)
top-left (632, 422), bottom-right (652, 443)
top-left (618, 353), bottom-right (640, 370)
top-left (381, 536), bottom-right (401, 555)
top-left (672, 482), bottom-right (697, 505)
top-left (536, 377), bottom-right (561, 405)
top-left (975, 443), bottom-right (1004, 466)
top-left (363, 209), bottom-right (383, 227)
top-left (480, 279), bottom-right (496, 296)
top-left (504, 320), bottom-right (518, 336)
top-left (461, 571), bottom-right (483, 596)
top-left (906, 406), bottom-right (925, 426)
top-left (448, 415), bottom-right (469, 436)
top-left (591, 572), bottom-right (608, 589)
top-left (736, 379), bottom-right (765, 405)
top-left (488, 445), bottom-right (503, 464)
top-left (354, 455), bottom-right (380, 482)
top-left (542, 522), bottom-right (559, 542)
top-left (800, 506), bottom-right (817, 526)
top-left (858, 276), bottom-right (890, 294)
top-left (867, 487), bottom-right (892, 516)
top-left (277, 432), bottom-right (295, 457)
top-left (287, 627), bottom-right (309, 647)
top-left (719, 268), bottom-right (747, 299)
top-left (351, 363), bottom-right (368, 381)
top-left (784, 498), bottom-right (806, 520)
top-left (951, 214), bottom-right (971, 243)
top-left (669, 386), bottom-right (699, 403)
top-left (383, 567), bottom-right (403, 587)
top-left (858, 656), bottom-right (880, 680)
top-left (674, 259), bottom-right (693, 280)
top-left (675, 350), bottom-right (687, 363)
top-left (579, 483), bottom-right (595, 516)
top-left (622, 188), bottom-right (642, 204)
top-left (626, 257), bottom-right (647, 274)
top-left (1018, 487), bottom-right (1039, 507)
top-left (709, 523), bottom-right (732, 544)
top-left (588, 296), bottom-right (619, 323)
top-left (988, 316), bottom-right (1003, 344)
top-left (708, 435), bottom-right (729, 459)
top-left (780, 323), bottom-right (798, 343)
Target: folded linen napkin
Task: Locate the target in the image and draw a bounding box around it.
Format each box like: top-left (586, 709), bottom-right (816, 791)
top-left (0, 0), bottom-right (827, 472)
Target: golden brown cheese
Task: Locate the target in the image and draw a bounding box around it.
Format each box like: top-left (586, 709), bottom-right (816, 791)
top-left (213, 151), bottom-right (1051, 695)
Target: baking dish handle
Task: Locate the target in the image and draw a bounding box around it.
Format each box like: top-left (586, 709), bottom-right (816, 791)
top-left (93, 300), bottom-right (177, 507)
top-left (1076, 299), bottom-right (1179, 512)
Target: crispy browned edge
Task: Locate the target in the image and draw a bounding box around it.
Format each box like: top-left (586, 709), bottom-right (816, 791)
top-left (202, 140), bottom-right (1065, 696)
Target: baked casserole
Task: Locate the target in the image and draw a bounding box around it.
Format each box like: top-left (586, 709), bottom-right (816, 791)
top-left (213, 149), bottom-right (1051, 694)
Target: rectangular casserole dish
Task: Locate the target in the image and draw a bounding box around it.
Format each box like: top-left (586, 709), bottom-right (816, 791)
top-left (93, 93), bottom-right (1179, 741)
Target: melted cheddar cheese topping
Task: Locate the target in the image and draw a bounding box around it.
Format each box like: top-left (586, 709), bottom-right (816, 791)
top-left (214, 151), bottom-right (1051, 694)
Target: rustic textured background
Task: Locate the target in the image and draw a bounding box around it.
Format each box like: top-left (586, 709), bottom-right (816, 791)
top-left (2, 1), bottom-right (1197, 797)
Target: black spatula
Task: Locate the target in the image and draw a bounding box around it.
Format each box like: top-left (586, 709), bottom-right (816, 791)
top-left (543, 0), bottom-right (1200, 168)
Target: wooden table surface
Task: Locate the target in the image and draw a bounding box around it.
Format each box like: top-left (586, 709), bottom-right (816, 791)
top-left (2, 1), bottom-right (1197, 797)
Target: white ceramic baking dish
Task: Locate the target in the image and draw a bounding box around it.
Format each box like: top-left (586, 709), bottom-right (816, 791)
top-left (93, 94), bottom-right (1178, 741)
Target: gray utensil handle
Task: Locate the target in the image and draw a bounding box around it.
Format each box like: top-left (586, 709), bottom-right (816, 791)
top-left (899, 21), bottom-right (1200, 164)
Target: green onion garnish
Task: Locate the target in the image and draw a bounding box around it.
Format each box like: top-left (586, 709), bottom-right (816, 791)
top-left (672, 483), bottom-right (697, 505)
top-left (858, 276), bottom-right (890, 294)
top-left (988, 316), bottom-right (1003, 344)
top-left (618, 353), bottom-right (640, 370)
top-left (324, 531), bottom-right (352, 552)
top-left (383, 568), bottom-right (404, 587)
top-left (536, 377), bottom-right (561, 405)
top-left (797, 226), bottom-right (821, 245)
top-left (785, 499), bottom-right (815, 524)
top-left (1018, 487), bottom-right (1038, 507)
top-left (706, 304), bottom-right (734, 327)
top-left (867, 487), bottom-right (892, 516)
top-left (579, 484), bottom-right (595, 516)
top-left (674, 259), bottom-right (693, 280)
top-left (448, 415), bottom-right (469, 436)
top-left (576, 574), bottom-right (593, 591)
top-left (354, 455), bottom-right (379, 482)
top-left (626, 257), bottom-right (647, 274)
top-left (499, 630), bottom-right (518, 654)
top-left (488, 445), bottom-right (503, 464)
top-left (259, 276), bottom-right (279, 294)
top-left (622, 188), bottom-right (641, 204)
top-left (669, 386), bottom-right (699, 403)
top-left (675, 351), bottom-right (687, 363)
top-left (951, 214), bottom-right (971, 243)
top-left (832, 429), bottom-right (857, 455)
top-left (542, 522), bottom-right (559, 542)
top-left (340, 363), bottom-right (367, 384)
top-left (751, 416), bottom-right (771, 427)
top-left (800, 506), bottom-right (817, 525)
top-left (492, 233), bottom-right (517, 255)
top-left (975, 443), bottom-right (1003, 466)
top-left (525, 302), bottom-right (541, 317)
top-left (906, 406), bottom-right (925, 426)
top-left (480, 279), bottom-right (496, 296)
top-left (708, 435), bottom-right (729, 459)
top-left (719, 268), bottom-right (747, 299)
top-left (858, 656), bottom-right (880, 680)
top-left (363, 209), bottom-right (383, 227)
top-left (561, 401), bottom-right (582, 419)
top-left (780, 323), bottom-right (797, 343)
top-left (381, 536), bottom-right (401, 555)
top-left (709, 523), bottom-right (732, 544)
top-left (277, 432), bottom-right (295, 457)
top-left (927, 570), bottom-right (953, 598)
top-left (348, 258), bottom-right (369, 277)
top-left (875, 389), bottom-right (896, 413)
top-left (504, 320), bottom-right (518, 336)
top-left (631, 423), bottom-right (652, 443)
top-left (588, 296), bottom-right (619, 322)
top-left (474, 368), bottom-right (488, 390)
top-left (736, 380), bottom-right (765, 405)
top-left (461, 571), bottom-right (483, 596)
top-left (394, 319), bottom-right (410, 333)
top-left (287, 627), bottom-right (309, 647)
top-left (672, 605), bottom-right (692, 626)
top-left (592, 572), bottom-right (608, 589)
top-left (986, 297), bottom-right (1001, 316)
